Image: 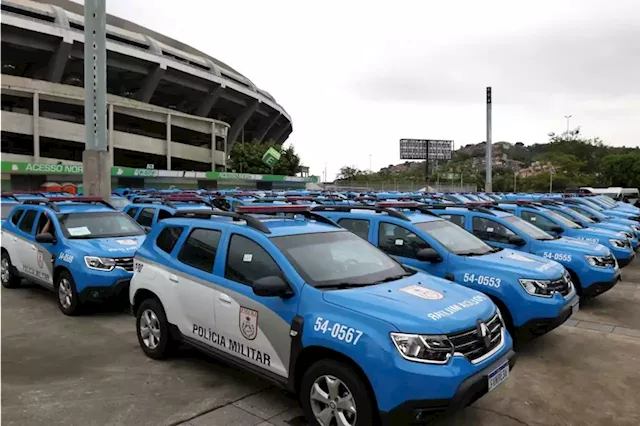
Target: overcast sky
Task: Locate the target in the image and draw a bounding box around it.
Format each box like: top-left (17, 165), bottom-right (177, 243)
top-left (103, 0), bottom-right (640, 179)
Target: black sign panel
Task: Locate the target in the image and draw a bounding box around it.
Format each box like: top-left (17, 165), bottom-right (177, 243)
top-left (399, 139), bottom-right (453, 160)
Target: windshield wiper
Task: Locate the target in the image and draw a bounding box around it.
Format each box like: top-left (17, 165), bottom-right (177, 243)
top-left (315, 282), bottom-right (376, 290)
top-left (375, 272), bottom-right (414, 283)
top-left (457, 250), bottom-right (489, 256)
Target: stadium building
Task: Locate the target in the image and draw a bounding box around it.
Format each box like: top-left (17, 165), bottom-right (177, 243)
top-left (1, 0), bottom-right (299, 190)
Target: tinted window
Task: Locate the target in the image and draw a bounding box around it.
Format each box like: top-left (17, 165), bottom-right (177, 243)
top-left (337, 218), bottom-right (370, 240)
top-left (177, 229), bottom-right (221, 272)
top-left (156, 226), bottom-right (184, 254)
top-left (521, 211), bottom-right (560, 232)
top-left (378, 222), bottom-right (431, 259)
top-left (18, 210), bottom-right (37, 234)
top-left (126, 207), bottom-right (140, 218)
top-left (441, 214), bottom-right (465, 228)
top-left (137, 208), bottom-right (155, 227)
top-left (225, 235), bottom-right (282, 286)
top-left (157, 209), bottom-right (173, 221)
top-left (10, 209), bottom-right (24, 225)
top-left (472, 217), bottom-right (515, 243)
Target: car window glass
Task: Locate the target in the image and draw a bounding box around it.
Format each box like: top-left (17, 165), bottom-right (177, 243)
top-left (136, 208), bottom-right (155, 227)
top-left (472, 217), bottom-right (515, 243)
top-left (378, 222), bottom-right (430, 259)
top-left (126, 207), bottom-right (140, 218)
top-left (36, 212), bottom-right (55, 237)
top-left (18, 210), bottom-right (37, 234)
top-left (157, 209), bottom-right (173, 221)
top-left (440, 214), bottom-right (465, 228)
top-left (156, 226), bottom-right (184, 254)
top-left (521, 211), bottom-right (557, 232)
top-left (337, 218), bottom-right (370, 239)
top-left (177, 229), bottom-right (221, 272)
top-left (10, 209), bottom-right (24, 225)
top-left (225, 235), bottom-right (283, 286)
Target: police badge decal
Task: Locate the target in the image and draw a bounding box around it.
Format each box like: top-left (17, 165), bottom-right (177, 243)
top-left (37, 251), bottom-right (45, 268)
top-left (239, 307), bottom-right (259, 340)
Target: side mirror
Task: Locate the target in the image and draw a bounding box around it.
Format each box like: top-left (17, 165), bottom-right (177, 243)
top-left (508, 235), bottom-right (526, 246)
top-left (550, 225), bottom-right (564, 233)
top-left (35, 232), bottom-right (57, 244)
top-left (253, 276), bottom-right (292, 298)
top-left (416, 248), bottom-right (442, 263)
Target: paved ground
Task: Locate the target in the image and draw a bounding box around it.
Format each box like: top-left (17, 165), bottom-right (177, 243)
top-left (3, 265), bottom-right (640, 426)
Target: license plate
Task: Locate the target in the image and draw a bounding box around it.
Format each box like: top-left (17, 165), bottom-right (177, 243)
top-left (488, 362), bottom-right (509, 392)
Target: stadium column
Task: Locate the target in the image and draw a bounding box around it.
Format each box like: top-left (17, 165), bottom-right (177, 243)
top-left (227, 100), bottom-right (259, 149)
top-left (167, 113), bottom-right (172, 170)
top-left (108, 103), bottom-right (114, 167)
top-left (82, 0), bottom-right (111, 200)
top-left (255, 113), bottom-right (281, 143)
top-left (33, 92), bottom-right (40, 161)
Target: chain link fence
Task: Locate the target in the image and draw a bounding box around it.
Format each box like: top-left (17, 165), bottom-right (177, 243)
top-left (324, 182), bottom-right (478, 192)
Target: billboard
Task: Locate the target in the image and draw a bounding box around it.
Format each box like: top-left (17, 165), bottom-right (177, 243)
top-left (399, 139), bottom-right (453, 161)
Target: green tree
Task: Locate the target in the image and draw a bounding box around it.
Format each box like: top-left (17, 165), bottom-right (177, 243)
top-left (602, 153), bottom-right (640, 187)
top-left (229, 140), bottom-right (302, 175)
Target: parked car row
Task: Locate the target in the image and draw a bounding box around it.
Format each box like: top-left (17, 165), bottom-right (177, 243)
top-left (1, 189), bottom-right (637, 426)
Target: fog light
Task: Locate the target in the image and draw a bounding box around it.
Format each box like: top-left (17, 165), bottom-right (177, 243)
top-left (92, 291), bottom-right (99, 299)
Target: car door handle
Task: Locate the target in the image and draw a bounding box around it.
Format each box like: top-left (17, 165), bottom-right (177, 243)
top-left (168, 274), bottom-right (178, 283)
top-left (12, 237), bottom-right (17, 242)
top-left (30, 245), bottom-right (36, 251)
top-left (218, 293), bottom-right (232, 305)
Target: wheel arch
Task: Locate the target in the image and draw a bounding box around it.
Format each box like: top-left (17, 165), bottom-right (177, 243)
top-left (132, 288), bottom-right (160, 314)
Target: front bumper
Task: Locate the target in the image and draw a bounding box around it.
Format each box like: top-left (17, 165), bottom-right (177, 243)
top-left (77, 278), bottom-right (131, 303)
top-left (516, 295), bottom-right (577, 340)
top-left (582, 274), bottom-right (621, 299)
top-left (379, 350), bottom-right (517, 425)
top-left (617, 251), bottom-right (635, 268)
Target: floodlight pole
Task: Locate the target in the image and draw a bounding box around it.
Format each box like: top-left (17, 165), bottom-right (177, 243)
top-left (485, 87), bottom-right (493, 193)
top-left (82, 0), bottom-right (111, 199)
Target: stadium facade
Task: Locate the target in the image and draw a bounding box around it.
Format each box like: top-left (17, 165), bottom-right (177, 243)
top-left (1, 0), bottom-right (297, 189)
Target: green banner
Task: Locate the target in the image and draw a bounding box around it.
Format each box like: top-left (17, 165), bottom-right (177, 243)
top-left (1, 161), bottom-right (318, 183)
top-left (262, 147), bottom-right (281, 168)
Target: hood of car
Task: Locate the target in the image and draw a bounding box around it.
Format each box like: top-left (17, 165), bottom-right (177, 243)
top-left (538, 237), bottom-right (611, 256)
top-left (323, 272), bottom-right (496, 334)
top-left (571, 227), bottom-right (626, 243)
top-left (68, 235), bottom-right (146, 257)
top-left (464, 249), bottom-right (565, 279)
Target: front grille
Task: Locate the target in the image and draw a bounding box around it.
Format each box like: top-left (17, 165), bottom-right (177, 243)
top-left (548, 275), bottom-right (571, 296)
top-left (447, 312), bottom-right (503, 362)
top-left (114, 257), bottom-right (134, 272)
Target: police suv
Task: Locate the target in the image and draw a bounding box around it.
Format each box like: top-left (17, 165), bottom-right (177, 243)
top-left (1, 196), bottom-right (146, 315)
top-left (130, 204), bottom-right (515, 425)
top-left (314, 202), bottom-right (578, 340)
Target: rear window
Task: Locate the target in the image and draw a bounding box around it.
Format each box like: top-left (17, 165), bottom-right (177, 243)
top-left (9, 207), bottom-right (23, 224)
top-left (18, 210), bottom-right (37, 233)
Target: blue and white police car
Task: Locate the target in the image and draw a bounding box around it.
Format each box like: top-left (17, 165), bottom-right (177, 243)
top-left (130, 204), bottom-right (515, 425)
top-left (1, 196), bottom-right (146, 315)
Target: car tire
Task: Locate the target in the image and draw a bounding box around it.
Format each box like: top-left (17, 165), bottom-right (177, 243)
top-left (136, 298), bottom-right (175, 360)
top-left (1, 251), bottom-right (21, 289)
top-left (55, 270), bottom-right (82, 316)
top-left (300, 359), bottom-right (375, 426)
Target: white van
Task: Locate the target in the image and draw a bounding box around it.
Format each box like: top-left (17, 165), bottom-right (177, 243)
top-left (581, 187), bottom-right (639, 203)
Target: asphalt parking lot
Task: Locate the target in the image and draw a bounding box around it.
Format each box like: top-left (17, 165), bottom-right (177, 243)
top-left (3, 268), bottom-right (640, 426)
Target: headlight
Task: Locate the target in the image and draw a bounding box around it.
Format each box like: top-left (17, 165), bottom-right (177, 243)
top-left (519, 278), bottom-right (553, 297)
top-left (618, 231), bottom-right (633, 239)
top-left (609, 239), bottom-right (630, 248)
top-left (585, 255), bottom-right (612, 268)
top-left (390, 333), bottom-right (454, 364)
top-left (84, 256), bottom-right (116, 271)
top-left (632, 225), bottom-right (640, 232)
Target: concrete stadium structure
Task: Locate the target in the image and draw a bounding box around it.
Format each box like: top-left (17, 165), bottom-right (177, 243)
top-left (1, 0), bottom-right (293, 188)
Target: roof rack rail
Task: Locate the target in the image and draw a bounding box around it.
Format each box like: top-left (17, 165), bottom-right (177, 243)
top-left (22, 196), bottom-right (114, 212)
top-left (236, 204), bottom-right (339, 228)
top-left (426, 203), bottom-right (512, 216)
top-left (173, 209), bottom-right (272, 233)
top-left (312, 205), bottom-right (411, 221)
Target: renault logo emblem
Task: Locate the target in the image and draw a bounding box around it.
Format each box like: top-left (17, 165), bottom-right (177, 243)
top-left (477, 320), bottom-right (491, 348)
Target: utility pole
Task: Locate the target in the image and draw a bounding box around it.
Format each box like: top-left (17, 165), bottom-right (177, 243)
top-left (565, 115), bottom-right (572, 137)
top-left (485, 87), bottom-right (492, 193)
top-left (549, 168), bottom-right (554, 193)
top-left (369, 154), bottom-right (372, 173)
top-left (514, 171), bottom-right (517, 192)
top-left (82, 0), bottom-right (111, 199)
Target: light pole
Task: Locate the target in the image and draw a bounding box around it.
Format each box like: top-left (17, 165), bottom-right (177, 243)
top-left (369, 154), bottom-right (372, 173)
top-left (564, 115), bottom-right (572, 137)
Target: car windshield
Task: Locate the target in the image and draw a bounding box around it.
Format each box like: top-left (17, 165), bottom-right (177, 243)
top-left (414, 220), bottom-right (494, 255)
top-left (568, 205), bottom-right (608, 221)
top-left (58, 212), bottom-right (145, 239)
top-left (600, 195), bottom-right (618, 205)
top-left (503, 215), bottom-right (555, 240)
top-left (579, 199), bottom-right (604, 211)
top-left (110, 198), bottom-right (131, 209)
top-left (272, 231), bottom-right (413, 288)
top-left (544, 210), bottom-right (582, 229)
top-left (555, 208), bottom-right (595, 224)
top-left (1, 203), bottom-right (18, 220)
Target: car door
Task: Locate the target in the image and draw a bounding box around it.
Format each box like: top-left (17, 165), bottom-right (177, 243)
top-left (31, 211), bottom-right (56, 287)
top-left (471, 216), bottom-right (518, 250)
top-left (2, 208), bottom-right (26, 271)
top-left (171, 227), bottom-right (221, 344)
top-left (14, 209), bottom-right (41, 281)
top-left (215, 231), bottom-right (298, 379)
top-left (375, 221), bottom-right (448, 277)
